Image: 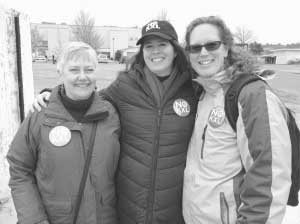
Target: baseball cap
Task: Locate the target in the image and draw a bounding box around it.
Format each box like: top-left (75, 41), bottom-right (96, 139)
top-left (136, 20), bottom-right (178, 45)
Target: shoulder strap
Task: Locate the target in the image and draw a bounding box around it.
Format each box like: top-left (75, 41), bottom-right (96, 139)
top-left (286, 108), bottom-right (300, 206)
top-left (224, 74), bottom-right (262, 132)
top-left (72, 122), bottom-right (98, 224)
top-left (225, 74), bottom-right (300, 207)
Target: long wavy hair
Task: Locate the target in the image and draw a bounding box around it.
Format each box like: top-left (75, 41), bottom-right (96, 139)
top-left (185, 16), bottom-right (259, 79)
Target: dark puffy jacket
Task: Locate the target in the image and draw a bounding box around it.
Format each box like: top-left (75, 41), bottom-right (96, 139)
top-left (102, 66), bottom-right (198, 224)
top-left (7, 86), bottom-right (120, 224)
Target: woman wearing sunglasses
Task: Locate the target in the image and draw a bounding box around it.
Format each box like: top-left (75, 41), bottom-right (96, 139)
top-left (183, 16), bottom-right (291, 224)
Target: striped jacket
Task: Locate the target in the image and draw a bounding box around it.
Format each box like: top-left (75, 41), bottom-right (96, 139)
top-left (183, 79), bottom-right (292, 224)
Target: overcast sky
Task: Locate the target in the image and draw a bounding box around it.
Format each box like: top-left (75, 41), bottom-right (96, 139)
top-left (1, 0), bottom-right (299, 44)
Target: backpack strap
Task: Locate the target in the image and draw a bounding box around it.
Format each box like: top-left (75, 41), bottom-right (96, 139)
top-left (224, 73), bottom-right (263, 132)
top-left (286, 108), bottom-right (300, 206)
top-left (225, 73), bottom-right (300, 207)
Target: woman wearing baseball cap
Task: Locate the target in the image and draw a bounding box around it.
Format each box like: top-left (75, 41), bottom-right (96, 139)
top-left (102, 19), bottom-right (198, 224)
top-left (31, 20), bottom-right (199, 224)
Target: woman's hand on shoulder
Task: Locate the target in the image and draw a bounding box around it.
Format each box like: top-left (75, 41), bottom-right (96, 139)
top-left (29, 91), bottom-right (51, 112)
top-left (37, 220), bottom-right (50, 224)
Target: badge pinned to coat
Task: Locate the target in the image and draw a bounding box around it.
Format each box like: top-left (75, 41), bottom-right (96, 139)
top-left (49, 126), bottom-right (71, 147)
top-left (208, 106), bottom-right (225, 128)
top-left (173, 99), bottom-right (190, 117)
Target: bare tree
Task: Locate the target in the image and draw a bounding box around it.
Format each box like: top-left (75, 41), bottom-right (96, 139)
top-left (71, 10), bottom-right (103, 50)
top-left (30, 26), bottom-right (44, 54)
top-left (50, 27), bottom-right (64, 62)
top-left (156, 9), bottom-right (169, 21)
top-left (249, 42), bottom-right (264, 55)
top-left (234, 26), bottom-right (254, 44)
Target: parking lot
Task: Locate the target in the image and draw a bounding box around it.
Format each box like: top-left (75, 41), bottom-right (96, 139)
top-left (32, 62), bottom-right (300, 111)
top-left (32, 62), bottom-right (300, 121)
top-left (32, 61), bottom-right (124, 96)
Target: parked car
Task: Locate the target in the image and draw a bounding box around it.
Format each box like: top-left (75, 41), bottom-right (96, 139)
top-left (97, 54), bottom-right (109, 63)
top-left (32, 56), bottom-right (47, 62)
top-left (287, 58), bottom-right (300, 65)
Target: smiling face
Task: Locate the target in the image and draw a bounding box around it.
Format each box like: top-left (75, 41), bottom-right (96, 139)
top-left (142, 36), bottom-right (176, 77)
top-left (188, 24), bottom-right (228, 78)
top-left (60, 51), bottom-right (97, 100)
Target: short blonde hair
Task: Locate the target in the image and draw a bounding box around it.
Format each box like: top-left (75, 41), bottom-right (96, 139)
top-left (57, 41), bottom-right (97, 73)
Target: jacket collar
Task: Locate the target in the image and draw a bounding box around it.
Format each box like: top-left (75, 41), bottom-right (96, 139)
top-left (44, 85), bottom-right (109, 123)
top-left (130, 64), bottom-right (192, 100)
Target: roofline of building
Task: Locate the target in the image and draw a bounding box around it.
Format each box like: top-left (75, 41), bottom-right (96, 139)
top-left (31, 22), bottom-right (141, 30)
top-left (269, 48), bottom-right (300, 52)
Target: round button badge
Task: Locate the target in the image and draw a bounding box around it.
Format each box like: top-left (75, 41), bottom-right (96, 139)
top-left (49, 126), bottom-right (71, 147)
top-left (173, 99), bottom-right (190, 117)
top-left (208, 106), bottom-right (226, 128)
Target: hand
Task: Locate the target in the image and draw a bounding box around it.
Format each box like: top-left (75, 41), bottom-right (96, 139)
top-left (29, 91), bottom-right (51, 113)
top-left (37, 220), bottom-right (50, 224)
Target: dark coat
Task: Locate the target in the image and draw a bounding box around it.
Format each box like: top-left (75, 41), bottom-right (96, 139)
top-left (102, 66), bottom-right (198, 224)
top-left (7, 86), bottom-right (120, 224)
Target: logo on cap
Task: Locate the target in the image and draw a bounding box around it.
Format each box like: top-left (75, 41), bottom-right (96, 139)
top-left (208, 106), bottom-right (225, 128)
top-left (137, 20), bottom-right (178, 45)
top-left (145, 21), bottom-right (160, 32)
top-left (173, 99), bottom-right (190, 117)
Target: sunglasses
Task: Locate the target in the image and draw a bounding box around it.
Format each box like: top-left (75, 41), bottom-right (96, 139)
top-left (186, 41), bottom-right (222, 53)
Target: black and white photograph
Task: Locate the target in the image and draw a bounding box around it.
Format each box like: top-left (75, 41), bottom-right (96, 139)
top-left (0, 0), bottom-right (300, 223)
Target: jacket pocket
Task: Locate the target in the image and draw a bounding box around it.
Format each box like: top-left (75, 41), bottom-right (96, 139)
top-left (200, 125), bottom-right (208, 159)
top-left (43, 198), bottom-right (72, 224)
top-left (220, 192), bottom-right (230, 224)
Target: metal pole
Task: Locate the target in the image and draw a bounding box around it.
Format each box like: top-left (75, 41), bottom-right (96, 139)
top-left (14, 15), bottom-right (25, 122)
top-left (112, 37), bottom-right (115, 60)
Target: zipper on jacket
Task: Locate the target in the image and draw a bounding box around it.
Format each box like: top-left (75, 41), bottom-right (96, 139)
top-left (200, 125), bottom-right (208, 159)
top-left (220, 192), bottom-right (230, 224)
top-left (157, 109), bottom-right (161, 125)
top-left (146, 108), bottom-right (162, 224)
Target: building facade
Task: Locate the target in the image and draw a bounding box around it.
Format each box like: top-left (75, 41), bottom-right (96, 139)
top-left (31, 22), bottom-right (141, 59)
top-left (261, 49), bottom-right (300, 64)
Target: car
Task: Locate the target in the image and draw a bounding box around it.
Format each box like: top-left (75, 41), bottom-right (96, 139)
top-left (33, 56), bottom-right (47, 62)
top-left (97, 54), bottom-right (109, 63)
